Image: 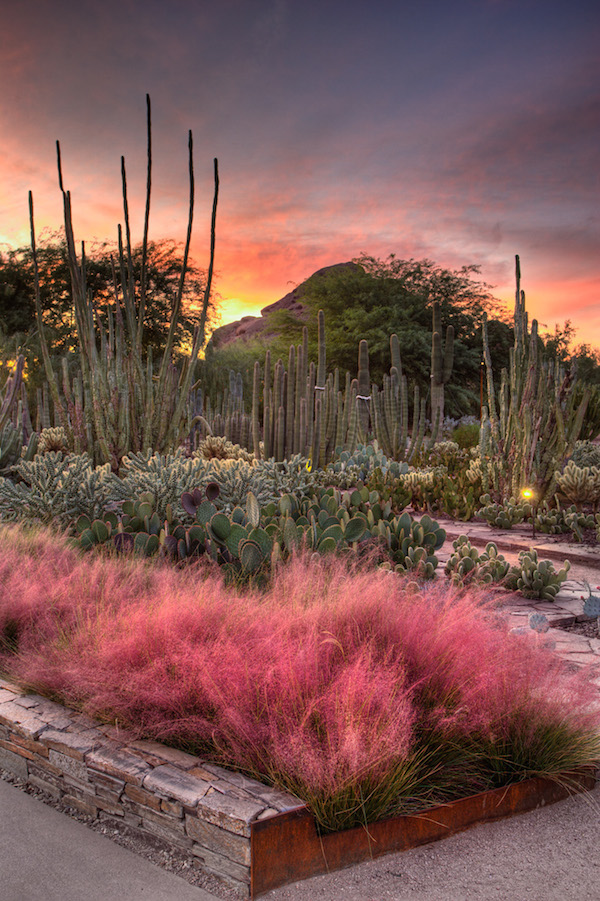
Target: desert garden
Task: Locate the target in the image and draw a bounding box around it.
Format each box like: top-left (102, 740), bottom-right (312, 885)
top-left (1, 98), bottom-right (600, 895)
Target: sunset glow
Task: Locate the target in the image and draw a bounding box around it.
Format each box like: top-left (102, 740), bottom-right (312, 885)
top-left (1, 0), bottom-right (598, 347)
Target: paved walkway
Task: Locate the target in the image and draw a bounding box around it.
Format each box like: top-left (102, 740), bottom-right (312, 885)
top-left (438, 517), bottom-right (600, 683)
top-left (0, 776), bottom-right (215, 901)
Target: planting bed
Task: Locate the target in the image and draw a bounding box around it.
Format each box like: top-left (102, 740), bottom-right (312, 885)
top-left (0, 675), bottom-right (596, 898)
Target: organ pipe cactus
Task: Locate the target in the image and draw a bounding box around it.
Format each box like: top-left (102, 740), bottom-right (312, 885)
top-left (481, 256), bottom-right (589, 501)
top-left (30, 95), bottom-right (219, 468)
top-left (0, 355), bottom-right (25, 433)
top-left (430, 301), bottom-right (454, 444)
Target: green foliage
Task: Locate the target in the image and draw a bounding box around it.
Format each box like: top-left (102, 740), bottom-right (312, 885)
top-left (451, 422), bottom-right (480, 449)
top-left (444, 536), bottom-right (510, 586)
top-left (0, 452), bottom-right (112, 526)
top-left (554, 460), bottom-right (600, 508)
top-left (476, 494), bottom-right (532, 529)
top-left (504, 550), bottom-right (571, 601)
top-left (205, 255), bottom-right (511, 421)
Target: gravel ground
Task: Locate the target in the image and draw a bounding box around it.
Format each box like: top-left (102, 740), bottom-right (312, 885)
top-left (0, 767), bottom-right (236, 899)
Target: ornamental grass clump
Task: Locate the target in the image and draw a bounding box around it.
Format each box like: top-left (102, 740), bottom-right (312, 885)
top-left (1, 523), bottom-right (599, 833)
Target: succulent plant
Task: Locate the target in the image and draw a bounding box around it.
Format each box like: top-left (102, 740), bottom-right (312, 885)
top-left (37, 427), bottom-right (70, 455)
top-left (570, 440), bottom-right (600, 470)
top-left (444, 536), bottom-right (510, 586)
top-left (195, 435), bottom-right (254, 462)
top-left (476, 494), bottom-right (532, 529)
top-left (554, 460), bottom-right (600, 508)
top-left (372, 511), bottom-right (446, 579)
top-left (583, 587), bottom-right (600, 630)
top-left (504, 549), bottom-right (570, 601)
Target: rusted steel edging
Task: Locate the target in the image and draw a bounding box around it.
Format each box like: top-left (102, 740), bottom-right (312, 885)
top-left (250, 769), bottom-right (597, 898)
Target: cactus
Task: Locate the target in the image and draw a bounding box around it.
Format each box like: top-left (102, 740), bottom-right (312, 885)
top-left (37, 427), bottom-right (70, 455)
top-left (373, 511), bottom-right (445, 579)
top-left (570, 440), bottom-right (600, 469)
top-left (480, 256), bottom-right (590, 502)
top-left (29, 96), bottom-right (219, 468)
top-left (476, 494), bottom-right (532, 529)
top-left (430, 301), bottom-right (454, 444)
top-left (0, 355), bottom-right (25, 434)
top-left (583, 584), bottom-right (600, 629)
top-left (504, 549), bottom-right (570, 601)
top-left (445, 536), bottom-right (510, 586)
top-left (554, 460), bottom-right (600, 508)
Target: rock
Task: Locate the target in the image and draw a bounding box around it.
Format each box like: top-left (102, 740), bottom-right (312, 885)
top-left (209, 261), bottom-right (360, 349)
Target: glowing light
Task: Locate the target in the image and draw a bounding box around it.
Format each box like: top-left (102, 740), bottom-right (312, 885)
top-left (521, 488), bottom-right (534, 500)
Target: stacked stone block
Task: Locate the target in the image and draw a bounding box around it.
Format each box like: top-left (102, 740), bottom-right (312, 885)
top-left (0, 677), bottom-right (304, 896)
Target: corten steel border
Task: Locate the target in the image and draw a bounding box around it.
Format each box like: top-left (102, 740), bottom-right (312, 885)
top-left (250, 768), bottom-right (597, 897)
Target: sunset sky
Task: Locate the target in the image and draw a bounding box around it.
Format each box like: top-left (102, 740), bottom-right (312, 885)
top-left (1, 0), bottom-right (598, 347)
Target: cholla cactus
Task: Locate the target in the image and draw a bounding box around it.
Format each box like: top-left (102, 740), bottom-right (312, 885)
top-left (554, 460), bottom-right (600, 508)
top-left (37, 427), bottom-right (70, 455)
top-left (196, 435), bottom-right (254, 463)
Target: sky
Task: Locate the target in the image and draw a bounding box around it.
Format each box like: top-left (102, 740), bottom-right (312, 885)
top-left (1, 0), bottom-right (599, 348)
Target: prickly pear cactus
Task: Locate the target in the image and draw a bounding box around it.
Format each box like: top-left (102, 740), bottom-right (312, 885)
top-left (476, 494), bottom-right (532, 529)
top-left (504, 549), bottom-right (570, 601)
top-left (583, 584), bottom-right (600, 622)
top-left (444, 536), bottom-right (510, 586)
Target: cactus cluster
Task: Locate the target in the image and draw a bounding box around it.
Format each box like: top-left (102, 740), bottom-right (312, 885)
top-left (570, 441), bottom-right (600, 470)
top-left (196, 435), bottom-right (254, 462)
top-left (444, 536), bottom-right (510, 586)
top-left (476, 494), bottom-right (532, 529)
top-left (554, 460), bottom-right (600, 508)
top-left (325, 442), bottom-right (409, 488)
top-left (0, 452), bottom-right (112, 526)
top-left (504, 550), bottom-right (570, 601)
top-left (71, 478), bottom-right (447, 582)
top-left (29, 97), bottom-right (219, 469)
top-left (37, 427), bottom-right (70, 455)
top-left (480, 256), bottom-right (589, 502)
top-left (532, 504), bottom-right (595, 541)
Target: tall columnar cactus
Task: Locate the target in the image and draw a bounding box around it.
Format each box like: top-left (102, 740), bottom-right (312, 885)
top-left (357, 339), bottom-right (371, 437)
top-left (430, 300), bottom-right (454, 443)
top-left (30, 95), bottom-right (219, 469)
top-left (481, 255), bottom-right (590, 501)
top-left (0, 355), bottom-right (26, 434)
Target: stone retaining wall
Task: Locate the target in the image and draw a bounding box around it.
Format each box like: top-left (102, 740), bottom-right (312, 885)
top-left (0, 676), bottom-right (304, 896)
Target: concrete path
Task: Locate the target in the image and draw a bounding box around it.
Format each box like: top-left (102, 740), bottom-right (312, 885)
top-left (0, 777), bottom-right (216, 901)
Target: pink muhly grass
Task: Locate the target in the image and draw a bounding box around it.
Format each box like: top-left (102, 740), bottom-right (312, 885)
top-left (2, 533), bottom-right (599, 831)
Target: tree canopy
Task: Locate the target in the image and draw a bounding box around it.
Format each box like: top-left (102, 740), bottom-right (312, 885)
top-left (0, 235), bottom-right (218, 388)
top-left (208, 254), bottom-right (515, 418)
